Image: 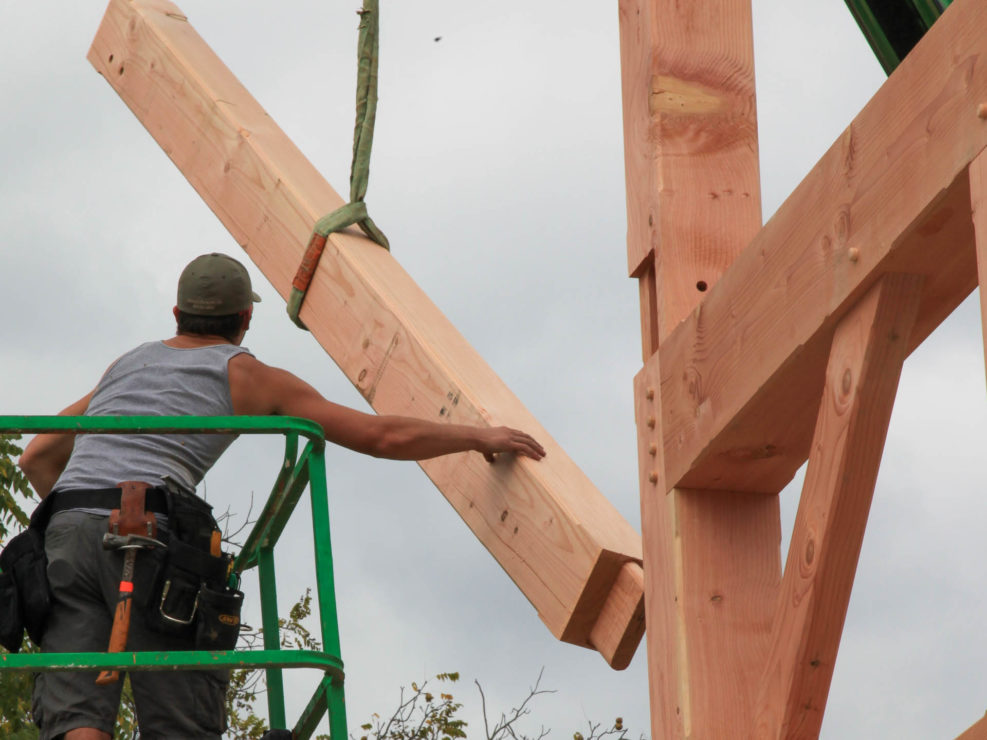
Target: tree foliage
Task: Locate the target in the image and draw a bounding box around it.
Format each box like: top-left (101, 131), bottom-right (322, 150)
top-left (0, 434), bottom-right (34, 544)
top-left (0, 434), bottom-right (41, 737)
top-left (355, 670), bottom-right (643, 740)
top-left (225, 588), bottom-right (324, 740)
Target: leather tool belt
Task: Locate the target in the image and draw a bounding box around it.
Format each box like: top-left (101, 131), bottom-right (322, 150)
top-left (0, 486), bottom-right (243, 653)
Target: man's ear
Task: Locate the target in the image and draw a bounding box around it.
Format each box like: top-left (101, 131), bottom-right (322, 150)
top-left (173, 306), bottom-right (180, 322)
top-left (241, 307), bottom-right (252, 332)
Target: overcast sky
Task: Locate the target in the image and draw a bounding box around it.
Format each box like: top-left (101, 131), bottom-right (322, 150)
top-left (2, 1), bottom-right (985, 738)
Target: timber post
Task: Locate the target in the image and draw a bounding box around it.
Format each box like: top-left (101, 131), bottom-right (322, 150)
top-left (618, 0), bottom-right (781, 736)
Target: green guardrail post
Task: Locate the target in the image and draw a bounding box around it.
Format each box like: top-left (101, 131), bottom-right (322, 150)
top-left (307, 443), bottom-right (347, 737)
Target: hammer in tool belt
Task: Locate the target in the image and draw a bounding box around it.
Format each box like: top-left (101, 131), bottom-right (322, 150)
top-left (95, 481), bottom-right (162, 686)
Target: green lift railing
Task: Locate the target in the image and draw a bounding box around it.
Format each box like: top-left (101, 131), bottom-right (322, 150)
top-left (844, 0), bottom-right (952, 74)
top-left (0, 415), bottom-right (346, 740)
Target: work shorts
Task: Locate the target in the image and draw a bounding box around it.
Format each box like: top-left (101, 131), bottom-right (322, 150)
top-left (32, 510), bottom-right (229, 740)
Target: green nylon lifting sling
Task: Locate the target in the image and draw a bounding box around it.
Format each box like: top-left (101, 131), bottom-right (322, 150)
top-left (287, 0), bottom-right (389, 330)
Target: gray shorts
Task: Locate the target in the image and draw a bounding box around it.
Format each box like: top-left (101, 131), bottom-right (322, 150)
top-left (33, 511), bottom-right (229, 740)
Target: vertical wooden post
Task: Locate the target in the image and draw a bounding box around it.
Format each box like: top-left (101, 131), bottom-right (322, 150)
top-left (750, 273), bottom-right (923, 739)
top-left (969, 150), bottom-right (987, 380)
top-left (618, 0), bottom-right (764, 343)
top-left (618, 0), bottom-right (780, 736)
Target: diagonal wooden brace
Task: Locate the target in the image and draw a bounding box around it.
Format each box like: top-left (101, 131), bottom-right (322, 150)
top-left (749, 273), bottom-right (923, 740)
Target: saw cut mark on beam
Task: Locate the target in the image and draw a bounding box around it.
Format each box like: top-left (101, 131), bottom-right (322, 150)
top-left (750, 273), bottom-right (923, 740)
top-left (88, 0), bottom-right (643, 667)
top-left (659, 0), bottom-right (987, 495)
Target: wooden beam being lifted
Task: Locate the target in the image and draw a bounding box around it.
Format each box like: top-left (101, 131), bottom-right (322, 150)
top-left (88, 0), bottom-right (644, 668)
top-left (658, 0), bottom-right (987, 495)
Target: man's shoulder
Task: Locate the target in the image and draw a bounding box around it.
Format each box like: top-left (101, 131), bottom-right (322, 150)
top-left (228, 354), bottom-right (309, 416)
top-left (228, 352), bottom-right (295, 384)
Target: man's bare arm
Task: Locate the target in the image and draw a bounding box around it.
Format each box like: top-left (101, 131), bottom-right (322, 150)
top-left (228, 354), bottom-right (545, 462)
top-left (19, 390), bottom-right (95, 498)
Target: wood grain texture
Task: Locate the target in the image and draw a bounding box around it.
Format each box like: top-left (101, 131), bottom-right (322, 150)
top-left (660, 0), bottom-right (987, 494)
top-left (634, 361), bottom-right (683, 740)
top-left (970, 149), bottom-right (987, 382)
top-left (618, 0), bottom-right (762, 342)
top-left (620, 2), bottom-right (777, 735)
top-left (750, 274), bottom-right (923, 740)
top-left (636, 363), bottom-right (781, 739)
top-left (588, 561), bottom-right (645, 671)
top-left (88, 0), bottom-right (643, 664)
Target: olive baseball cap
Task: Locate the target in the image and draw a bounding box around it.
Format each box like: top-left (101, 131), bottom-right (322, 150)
top-left (177, 253), bottom-right (262, 316)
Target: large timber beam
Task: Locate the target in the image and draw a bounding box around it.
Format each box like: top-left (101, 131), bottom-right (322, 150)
top-left (658, 0), bottom-right (987, 494)
top-left (88, 0), bottom-right (644, 668)
top-left (619, 0), bottom-right (781, 737)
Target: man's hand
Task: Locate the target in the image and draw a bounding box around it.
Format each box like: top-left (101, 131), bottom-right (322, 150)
top-left (477, 426), bottom-right (546, 463)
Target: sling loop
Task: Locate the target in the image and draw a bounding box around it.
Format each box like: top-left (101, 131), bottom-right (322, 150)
top-left (287, 0), bottom-right (389, 330)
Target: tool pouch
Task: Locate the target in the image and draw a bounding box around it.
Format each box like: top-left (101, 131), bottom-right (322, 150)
top-left (195, 584), bottom-right (244, 650)
top-left (0, 526), bottom-right (51, 651)
top-left (142, 489), bottom-right (242, 649)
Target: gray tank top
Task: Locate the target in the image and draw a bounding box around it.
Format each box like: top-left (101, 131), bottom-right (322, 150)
top-left (54, 341), bottom-right (252, 496)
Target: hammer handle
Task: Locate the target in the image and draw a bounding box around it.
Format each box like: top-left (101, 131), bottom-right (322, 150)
top-left (95, 550), bottom-right (136, 685)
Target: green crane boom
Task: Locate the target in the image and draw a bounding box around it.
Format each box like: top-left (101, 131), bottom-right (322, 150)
top-left (845, 0), bottom-right (952, 74)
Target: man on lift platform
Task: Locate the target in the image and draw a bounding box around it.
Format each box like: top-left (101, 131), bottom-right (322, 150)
top-left (18, 253), bottom-right (546, 740)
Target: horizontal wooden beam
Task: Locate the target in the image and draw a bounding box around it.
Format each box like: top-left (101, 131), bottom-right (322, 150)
top-left (88, 0), bottom-right (643, 666)
top-left (658, 0), bottom-right (987, 493)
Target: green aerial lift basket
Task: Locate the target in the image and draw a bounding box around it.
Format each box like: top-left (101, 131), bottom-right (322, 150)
top-left (845, 0), bottom-right (952, 74)
top-left (0, 415), bottom-right (346, 740)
